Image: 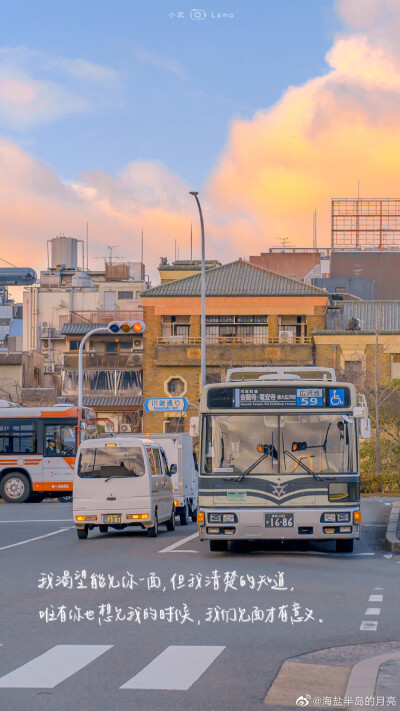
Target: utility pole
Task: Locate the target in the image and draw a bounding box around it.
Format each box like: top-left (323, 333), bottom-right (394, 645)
top-left (189, 192), bottom-right (206, 390)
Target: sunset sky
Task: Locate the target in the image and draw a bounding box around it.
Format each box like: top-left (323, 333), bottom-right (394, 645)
top-left (1, 0), bottom-right (400, 293)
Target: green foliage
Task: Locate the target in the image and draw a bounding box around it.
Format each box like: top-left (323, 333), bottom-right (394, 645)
top-left (360, 438), bottom-right (400, 493)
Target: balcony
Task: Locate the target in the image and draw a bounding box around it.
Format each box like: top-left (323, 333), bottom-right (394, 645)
top-left (157, 335), bottom-right (312, 345)
top-left (69, 309), bottom-right (143, 324)
top-left (155, 335), bottom-right (313, 368)
top-left (63, 353), bottom-right (142, 369)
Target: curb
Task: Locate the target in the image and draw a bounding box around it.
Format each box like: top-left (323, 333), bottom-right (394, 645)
top-left (384, 499), bottom-right (400, 552)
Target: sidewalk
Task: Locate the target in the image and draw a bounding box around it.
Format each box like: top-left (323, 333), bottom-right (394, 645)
top-left (384, 499), bottom-right (400, 552)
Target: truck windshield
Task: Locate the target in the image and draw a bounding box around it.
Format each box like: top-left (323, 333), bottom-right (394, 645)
top-left (78, 447), bottom-right (145, 479)
top-left (202, 414), bottom-right (356, 475)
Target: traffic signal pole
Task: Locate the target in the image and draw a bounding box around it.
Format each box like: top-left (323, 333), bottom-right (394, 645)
top-left (78, 327), bottom-right (110, 408)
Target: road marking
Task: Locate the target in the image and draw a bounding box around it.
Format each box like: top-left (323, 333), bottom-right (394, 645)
top-left (0, 527), bottom-right (73, 551)
top-left (365, 608), bottom-right (381, 615)
top-left (120, 645), bottom-right (225, 690)
top-left (159, 531), bottom-right (199, 553)
top-left (346, 651), bottom-right (400, 698)
top-left (360, 621), bottom-right (378, 631)
top-left (369, 594), bottom-right (383, 602)
top-left (0, 645), bottom-right (112, 688)
top-left (384, 554), bottom-right (392, 558)
top-left (374, 587), bottom-right (384, 590)
top-left (0, 519), bottom-right (73, 523)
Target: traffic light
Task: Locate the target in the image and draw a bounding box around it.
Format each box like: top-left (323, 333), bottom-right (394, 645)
top-left (292, 441), bottom-right (307, 452)
top-left (107, 321), bottom-right (146, 334)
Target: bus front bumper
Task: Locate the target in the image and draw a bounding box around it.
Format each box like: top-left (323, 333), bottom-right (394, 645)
top-left (198, 507), bottom-right (361, 541)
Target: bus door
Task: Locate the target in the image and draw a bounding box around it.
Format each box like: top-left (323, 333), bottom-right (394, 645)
top-left (41, 420), bottom-right (77, 490)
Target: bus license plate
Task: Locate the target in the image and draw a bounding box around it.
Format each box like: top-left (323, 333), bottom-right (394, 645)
top-left (265, 513), bottom-right (294, 528)
top-left (102, 514), bottom-right (121, 524)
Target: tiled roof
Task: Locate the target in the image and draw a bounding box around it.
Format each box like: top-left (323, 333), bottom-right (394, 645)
top-left (142, 260), bottom-right (327, 298)
top-left (341, 301), bottom-right (400, 331)
top-left (83, 396), bottom-right (143, 408)
top-left (61, 323), bottom-right (106, 335)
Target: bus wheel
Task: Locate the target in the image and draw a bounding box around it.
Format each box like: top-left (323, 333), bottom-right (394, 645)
top-left (77, 527), bottom-right (88, 540)
top-left (180, 503), bottom-right (189, 526)
top-left (209, 540), bottom-right (228, 552)
top-left (148, 512), bottom-right (158, 537)
top-left (336, 539), bottom-right (354, 553)
top-left (0, 472), bottom-right (31, 503)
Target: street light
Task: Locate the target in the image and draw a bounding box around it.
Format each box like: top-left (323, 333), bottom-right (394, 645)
top-left (189, 191), bottom-right (206, 390)
top-left (78, 320), bottom-right (146, 408)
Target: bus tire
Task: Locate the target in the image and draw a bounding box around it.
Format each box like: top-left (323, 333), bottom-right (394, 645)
top-left (209, 540), bottom-right (228, 552)
top-left (166, 508), bottom-right (175, 531)
top-left (148, 511), bottom-right (158, 537)
top-left (336, 539), bottom-right (354, 553)
top-left (180, 503), bottom-right (189, 526)
top-left (77, 527), bottom-right (88, 540)
top-left (0, 471), bottom-right (31, 503)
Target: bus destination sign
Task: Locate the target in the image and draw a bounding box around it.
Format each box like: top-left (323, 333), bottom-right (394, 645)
top-left (207, 386), bottom-right (350, 409)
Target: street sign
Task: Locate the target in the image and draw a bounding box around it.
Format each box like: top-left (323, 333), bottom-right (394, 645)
top-left (143, 397), bottom-right (189, 413)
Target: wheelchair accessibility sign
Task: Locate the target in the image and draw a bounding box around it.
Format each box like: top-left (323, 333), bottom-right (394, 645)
top-left (329, 388), bottom-right (345, 407)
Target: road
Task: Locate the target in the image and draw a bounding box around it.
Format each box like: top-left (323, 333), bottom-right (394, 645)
top-left (0, 497), bottom-right (398, 711)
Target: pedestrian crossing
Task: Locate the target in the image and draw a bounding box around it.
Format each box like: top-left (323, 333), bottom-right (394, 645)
top-left (0, 644), bottom-right (226, 691)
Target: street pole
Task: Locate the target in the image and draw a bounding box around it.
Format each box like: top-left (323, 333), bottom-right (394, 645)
top-left (78, 327), bottom-right (109, 408)
top-left (189, 191), bottom-right (206, 390)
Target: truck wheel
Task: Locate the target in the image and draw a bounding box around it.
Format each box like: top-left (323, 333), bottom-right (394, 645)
top-left (336, 539), bottom-right (354, 553)
top-left (77, 527), bottom-right (88, 540)
top-left (209, 540), bottom-right (228, 552)
top-left (0, 472), bottom-right (31, 503)
top-left (180, 503), bottom-right (189, 526)
top-left (166, 508), bottom-right (175, 531)
top-left (191, 506), bottom-right (198, 522)
top-left (148, 512), bottom-right (159, 537)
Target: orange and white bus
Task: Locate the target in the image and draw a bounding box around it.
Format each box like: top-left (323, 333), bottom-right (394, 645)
top-left (0, 405), bottom-right (95, 503)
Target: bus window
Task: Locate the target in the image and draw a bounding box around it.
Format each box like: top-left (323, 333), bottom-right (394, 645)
top-left (44, 424), bottom-right (76, 457)
top-left (0, 421), bottom-right (37, 454)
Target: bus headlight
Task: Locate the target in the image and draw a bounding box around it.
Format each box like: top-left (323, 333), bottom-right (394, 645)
top-left (337, 513), bottom-right (350, 522)
top-left (322, 513), bottom-right (336, 522)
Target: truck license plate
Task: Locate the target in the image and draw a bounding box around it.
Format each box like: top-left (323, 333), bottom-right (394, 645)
top-left (102, 514), bottom-right (121, 524)
top-left (265, 513), bottom-right (294, 528)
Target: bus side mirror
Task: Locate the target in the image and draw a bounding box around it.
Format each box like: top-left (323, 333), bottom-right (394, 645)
top-left (360, 417), bottom-right (371, 439)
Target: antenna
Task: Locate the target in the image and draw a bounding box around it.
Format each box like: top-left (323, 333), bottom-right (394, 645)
top-left (175, 239), bottom-right (177, 261)
top-left (107, 245), bottom-right (119, 264)
top-left (190, 223), bottom-right (193, 260)
top-left (86, 222), bottom-right (89, 270)
top-left (141, 228), bottom-right (144, 264)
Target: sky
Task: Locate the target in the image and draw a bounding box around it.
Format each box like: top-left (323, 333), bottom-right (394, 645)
top-left (1, 0), bottom-right (400, 292)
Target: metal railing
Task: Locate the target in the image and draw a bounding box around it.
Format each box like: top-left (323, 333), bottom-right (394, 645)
top-left (157, 335), bottom-right (312, 345)
top-left (63, 353), bottom-right (142, 368)
top-left (69, 309), bottom-right (143, 324)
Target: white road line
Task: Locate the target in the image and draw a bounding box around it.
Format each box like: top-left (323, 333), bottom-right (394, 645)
top-left (374, 587), bottom-right (384, 590)
top-left (120, 645), bottom-right (225, 690)
top-left (369, 594), bottom-right (383, 602)
top-left (0, 519), bottom-right (73, 523)
top-left (0, 645), bottom-right (112, 688)
top-left (0, 527), bottom-right (73, 551)
top-left (360, 621), bottom-right (378, 631)
top-left (159, 531), bottom-right (199, 553)
top-left (365, 608), bottom-right (381, 615)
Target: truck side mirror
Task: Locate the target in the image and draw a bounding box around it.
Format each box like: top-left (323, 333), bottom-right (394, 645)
top-left (169, 463), bottom-right (177, 475)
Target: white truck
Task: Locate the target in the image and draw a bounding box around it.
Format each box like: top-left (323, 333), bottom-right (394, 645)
top-left (131, 433), bottom-right (198, 525)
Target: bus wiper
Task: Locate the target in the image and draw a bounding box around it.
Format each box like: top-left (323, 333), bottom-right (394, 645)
top-left (283, 450), bottom-right (336, 482)
top-left (235, 445), bottom-right (278, 482)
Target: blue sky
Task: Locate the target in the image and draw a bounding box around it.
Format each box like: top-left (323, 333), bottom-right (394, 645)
top-left (0, 0), bottom-right (340, 186)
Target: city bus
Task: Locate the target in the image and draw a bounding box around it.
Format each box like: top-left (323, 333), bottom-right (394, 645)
top-left (0, 405), bottom-right (95, 503)
top-left (197, 367), bottom-right (371, 553)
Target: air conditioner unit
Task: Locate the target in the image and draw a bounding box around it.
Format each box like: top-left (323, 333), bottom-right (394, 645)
top-left (41, 321), bottom-right (50, 329)
top-left (279, 330), bottom-right (294, 341)
top-left (120, 424), bottom-right (132, 433)
top-left (129, 354), bottom-right (142, 366)
top-left (132, 339), bottom-right (143, 350)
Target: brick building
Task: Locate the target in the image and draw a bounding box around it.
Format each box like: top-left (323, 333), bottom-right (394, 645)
top-left (141, 260), bottom-right (329, 433)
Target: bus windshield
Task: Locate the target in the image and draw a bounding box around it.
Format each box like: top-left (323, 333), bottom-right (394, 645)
top-left (202, 413), bottom-right (356, 475)
top-left (78, 447), bottom-right (145, 479)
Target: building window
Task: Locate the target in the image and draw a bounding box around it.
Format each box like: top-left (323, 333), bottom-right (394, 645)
top-left (69, 340), bottom-right (82, 351)
top-left (161, 316), bottom-right (191, 341)
top-left (118, 291), bottom-right (134, 300)
top-left (164, 417), bottom-right (185, 433)
top-left (205, 315), bottom-right (268, 343)
top-left (106, 342), bottom-right (118, 354)
top-left (166, 376), bottom-right (186, 396)
top-left (335, 286), bottom-right (346, 294)
top-left (391, 354), bottom-right (400, 379)
top-left (278, 316), bottom-right (306, 343)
